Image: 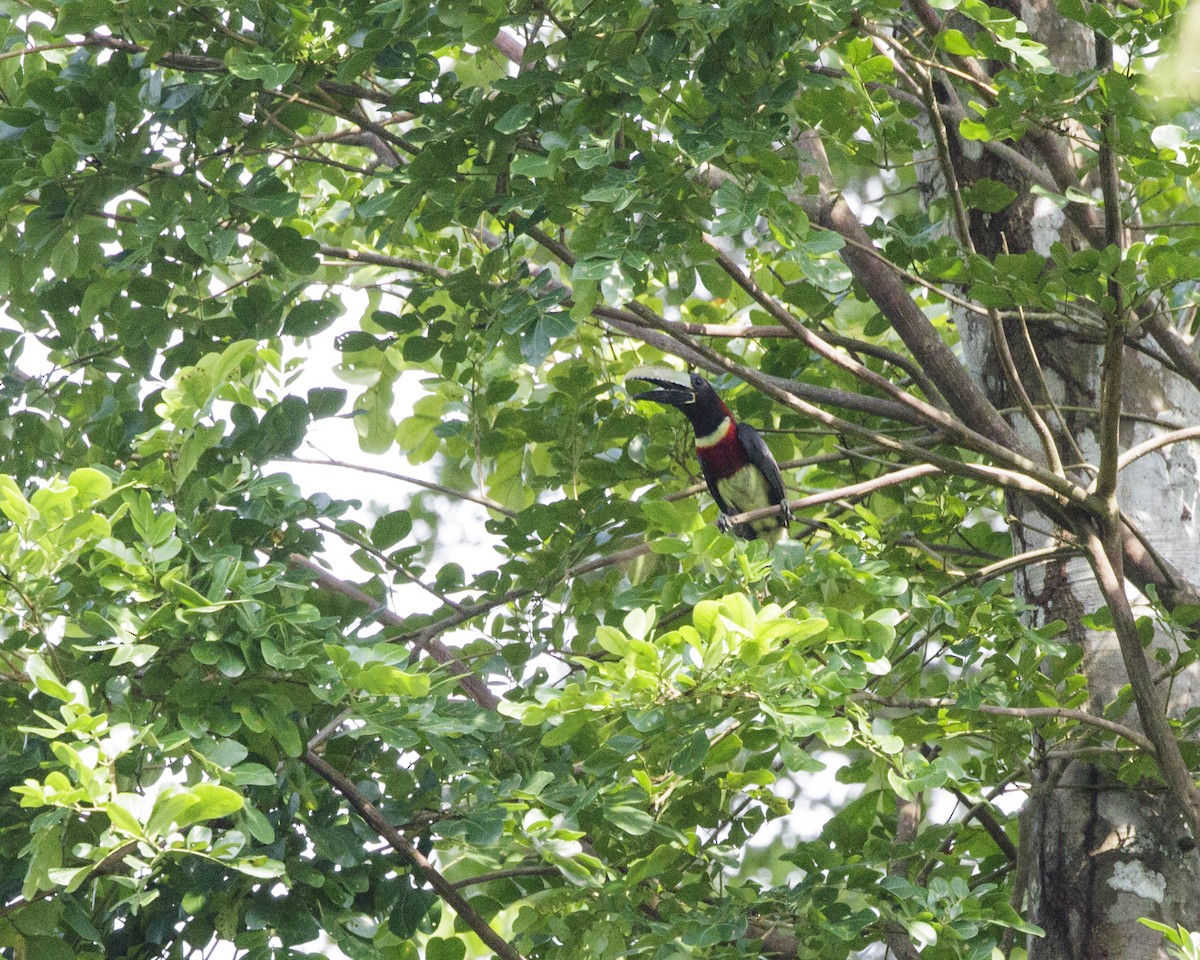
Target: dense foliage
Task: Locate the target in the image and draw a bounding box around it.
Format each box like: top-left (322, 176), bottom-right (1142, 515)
top-left (3, 0), bottom-right (1200, 958)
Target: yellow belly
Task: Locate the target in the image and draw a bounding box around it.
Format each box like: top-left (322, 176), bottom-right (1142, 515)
top-left (719, 464), bottom-right (773, 515)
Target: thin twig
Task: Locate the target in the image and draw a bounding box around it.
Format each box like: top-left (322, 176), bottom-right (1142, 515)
top-left (312, 519), bottom-right (465, 613)
top-left (717, 464), bottom-right (940, 531)
top-left (318, 245), bottom-right (452, 278)
top-left (965, 545), bottom-right (1079, 585)
top-left (1115, 426), bottom-right (1200, 473)
top-left (450, 864), bottom-right (560, 889)
top-left (862, 694), bottom-right (1155, 754)
top-left (288, 455), bottom-right (517, 518)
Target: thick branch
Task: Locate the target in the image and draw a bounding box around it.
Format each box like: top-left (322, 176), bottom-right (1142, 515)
top-left (1093, 34), bottom-right (1125, 511)
top-left (794, 130), bottom-right (1021, 452)
top-left (1080, 527), bottom-right (1200, 836)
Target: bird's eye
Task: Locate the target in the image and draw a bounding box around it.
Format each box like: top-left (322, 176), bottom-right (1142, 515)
top-left (691, 374), bottom-right (704, 388)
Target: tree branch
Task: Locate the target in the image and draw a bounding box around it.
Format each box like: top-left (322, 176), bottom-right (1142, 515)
top-left (288, 455), bottom-right (517, 518)
top-left (1080, 526), bottom-right (1200, 836)
top-left (1093, 34), bottom-right (1126, 511)
top-left (862, 694), bottom-right (1156, 754)
top-left (1142, 311), bottom-right (1200, 396)
top-left (717, 463), bottom-right (940, 532)
top-left (311, 519), bottom-right (466, 613)
top-left (303, 749), bottom-right (528, 960)
top-left (793, 129), bottom-right (1023, 452)
top-left (1115, 426), bottom-right (1200, 473)
top-left (287, 554), bottom-right (502, 711)
top-left (450, 864), bottom-right (559, 889)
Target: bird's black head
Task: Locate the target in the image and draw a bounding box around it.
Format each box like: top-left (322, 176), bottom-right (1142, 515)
top-left (629, 368), bottom-right (729, 435)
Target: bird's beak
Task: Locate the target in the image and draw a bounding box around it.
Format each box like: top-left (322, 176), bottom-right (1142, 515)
top-left (627, 367), bottom-right (694, 408)
top-left (631, 377), bottom-right (696, 407)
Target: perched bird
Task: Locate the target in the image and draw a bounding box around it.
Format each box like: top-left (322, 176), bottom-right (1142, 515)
top-left (630, 366), bottom-right (791, 543)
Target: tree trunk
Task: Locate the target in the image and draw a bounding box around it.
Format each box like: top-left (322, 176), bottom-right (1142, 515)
top-left (918, 7), bottom-right (1200, 956)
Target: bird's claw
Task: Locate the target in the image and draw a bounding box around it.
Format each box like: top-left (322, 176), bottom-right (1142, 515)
top-left (716, 514), bottom-right (733, 534)
top-left (780, 501), bottom-right (793, 528)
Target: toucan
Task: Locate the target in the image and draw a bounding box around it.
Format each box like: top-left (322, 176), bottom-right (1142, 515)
top-left (630, 366), bottom-right (792, 544)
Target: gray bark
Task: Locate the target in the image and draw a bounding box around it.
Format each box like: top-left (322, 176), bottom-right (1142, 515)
top-left (920, 8), bottom-right (1200, 956)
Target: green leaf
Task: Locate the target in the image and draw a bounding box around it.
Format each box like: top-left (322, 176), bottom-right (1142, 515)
top-left (939, 29), bottom-right (979, 56)
top-left (105, 799), bottom-right (145, 837)
top-left (388, 879), bottom-right (437, 938)
top-left (821, 718), bottom-right (854, 747)
top-left (355, 664), bottom-right (431, 698)
top-left (307, 387), bottom-right (348, 417)
top-left (959, 119), bottom-right (993, 141)
top-left (248, 221), bottom-right (319, 274)
top-left (66, 467), bottom-right (112, 503)
top-left (284, 300), bottom-right (342, 337)
top-left (426, 936), bottom-right (467, 960)
top-left (495, 103), bottom-right (535, 134)
top-left (595, 625), bottom-right (630, 657)
top-left (182, 784), bottom-right (245, 826)
top-left (963, 178), bottom-right (1018, 213)
top-left (24, 654), bottom-right (73, 703)
top-left (232, 763), bottom-right (278, 788)
top-left (604, 805), bottom-right (657, 836)
top-left (225, 49), bottom-right (297, 87)
top-left (903, 919), bottom-right (938, 948)
top-left (372, 510), bottom-right (413, 548)
top-left (10, 900), bottom-right (63, 936)
top-left (670, 730), bottom-right (710, 777)
top-left (21, 937), bottom-right (76, 960)
top-left (542, 712), bottom-right (590, 747)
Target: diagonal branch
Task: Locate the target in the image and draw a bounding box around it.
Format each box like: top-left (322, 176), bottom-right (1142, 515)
top-left (304, 749), bottom-right (528, 960)
top-left (1142, 311), bottom-right (1200, 396)
top-left (1080, 525), bottom-right (1200, 836)
top-left (793, 129), bottom-right (1022, 452)
top-left (288, 554), bottom-right (502, 711)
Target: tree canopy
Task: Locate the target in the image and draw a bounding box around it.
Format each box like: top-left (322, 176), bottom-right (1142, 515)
top-left (4, 0), bottom-right (1200, 958)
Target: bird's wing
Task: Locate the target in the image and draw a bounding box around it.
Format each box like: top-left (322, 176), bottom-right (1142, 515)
top-left (697, 456), bottom-right (735, 516)
top-left (736, 422), bottom-right (787, 505)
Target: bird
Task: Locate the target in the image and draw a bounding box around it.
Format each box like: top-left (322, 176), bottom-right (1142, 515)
top-left (629, 366), bottom-right (791, 544)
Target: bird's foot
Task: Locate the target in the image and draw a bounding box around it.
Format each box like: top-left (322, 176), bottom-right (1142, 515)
top-left (716, 514), bottom-right (733, 535)
top-left (779, 501), bottom-right (793, 528)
